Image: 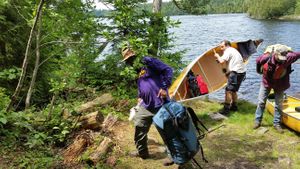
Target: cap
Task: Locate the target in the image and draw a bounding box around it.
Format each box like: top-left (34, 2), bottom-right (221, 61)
top-left (121, 47), bottom-right (136, 62)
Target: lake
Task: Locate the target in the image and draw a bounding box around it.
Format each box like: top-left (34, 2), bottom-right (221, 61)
top-left (170, 14), bottom-right (300, 104)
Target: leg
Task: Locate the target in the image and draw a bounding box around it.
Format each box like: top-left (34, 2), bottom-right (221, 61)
top-left (254, 83), bottom-right (270, 124)
top-left (230, 72), bottom-right (246, 111)
top-left (134, 117), bottom-right (153, 158)
top-left (230, 92), bottom-right (238, 111)
top-left (220, 90), bottom-right (231, 115)
top-left (273, 90), bottom-right (284, 126)
top-left (133, 107), bottom-right (156, 159)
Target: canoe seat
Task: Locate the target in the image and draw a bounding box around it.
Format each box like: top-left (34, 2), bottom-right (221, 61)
top-left (296, 107), bottom-right (300, 113)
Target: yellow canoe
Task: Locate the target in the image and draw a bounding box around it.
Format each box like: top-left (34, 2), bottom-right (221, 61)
top-left (169, 39), bottom-right (263, 102)
top-left (266, 95), bottom-right (300, 132)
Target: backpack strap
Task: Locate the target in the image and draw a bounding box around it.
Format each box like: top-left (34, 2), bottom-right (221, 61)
top-left (186, 107), bottom-right (208, 138)
top-left (163, 104), bottom-right (179, 128)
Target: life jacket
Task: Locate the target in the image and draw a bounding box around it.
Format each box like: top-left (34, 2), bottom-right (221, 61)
top-left (196, 75), bottom-right (209, 95)
top-left (153, 101), bottom-right (208, 167)
top-left (262, 59), bottom-right (291, 80)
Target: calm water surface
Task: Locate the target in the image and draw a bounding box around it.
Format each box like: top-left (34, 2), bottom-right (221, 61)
top-left (170, 14), bottom-right (300, 103)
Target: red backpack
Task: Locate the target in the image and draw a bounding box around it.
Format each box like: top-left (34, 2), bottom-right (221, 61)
top-left (196, 75), bottom-right (208, 95)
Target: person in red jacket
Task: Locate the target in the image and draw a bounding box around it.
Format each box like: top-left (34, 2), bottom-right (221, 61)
top-left (254, 44), bottom-right (300, 133)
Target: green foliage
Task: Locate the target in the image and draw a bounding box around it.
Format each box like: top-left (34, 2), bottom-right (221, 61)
top-left (95, 0), bottom-right (184, 99)
top-left (208, 0), bottom-right (246, 14)
top-left (246, 0), bottom-right (297, 19)
top-left (295, 0), bottom-right (300, 14)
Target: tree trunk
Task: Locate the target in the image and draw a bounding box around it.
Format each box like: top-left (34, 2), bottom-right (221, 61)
top-left (47, 93), bottom-right (57, 122)
top-left (150, 0), bottom-right (162, 56)
top-left (25, 8), bottom-right (43, 109)
top-left (6, 0), bottom-right (45, 112)
top-left (153, 0), bottom-right (162, 13)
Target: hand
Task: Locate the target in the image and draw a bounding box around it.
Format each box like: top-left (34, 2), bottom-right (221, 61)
top-left (213, 49), bottom-right (219, 58)
top-left (157, 89), bottom-right (167, 98)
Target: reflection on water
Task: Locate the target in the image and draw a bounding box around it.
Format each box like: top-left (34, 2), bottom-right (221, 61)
top-left (170, 14), bottom-right (300, 103)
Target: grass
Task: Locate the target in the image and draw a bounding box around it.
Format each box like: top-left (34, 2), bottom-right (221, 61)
top-left (1, 98), bottom-right (300, 169)
top-left (185, 99), bottom-right (300, 169)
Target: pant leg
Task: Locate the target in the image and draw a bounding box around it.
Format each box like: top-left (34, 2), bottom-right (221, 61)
top-left (134, 118), bottom-right (152, 156)
top-left (273, 90), bottom-right (284, 126)
top-left (255, 83), bottom-right (271, 123)
top-left (133, 107), bottom-right (159, 156)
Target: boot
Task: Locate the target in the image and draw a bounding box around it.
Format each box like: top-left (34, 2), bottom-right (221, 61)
top-left (129, 150), bottom-right (150, 159)
top-left (219, 103), bottom-right (230, 115)
top-left (163, 157), bottom-right (174, 166)
top-left (230, 102), bottom-right (238, 111)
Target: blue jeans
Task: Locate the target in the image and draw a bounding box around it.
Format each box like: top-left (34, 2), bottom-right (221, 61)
top-left (255, 82), bottom-right (284, 126)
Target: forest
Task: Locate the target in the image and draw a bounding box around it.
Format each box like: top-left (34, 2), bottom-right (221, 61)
top-left (1, 0), bottom-right (300, 168)
top-left (95, 0), bottom-right (300, 19)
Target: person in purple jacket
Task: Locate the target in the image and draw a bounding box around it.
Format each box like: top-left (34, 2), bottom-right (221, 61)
top-left (122, 47), bottom-right (173, 163)
top-left (253, 45), bottom-right (300, 133)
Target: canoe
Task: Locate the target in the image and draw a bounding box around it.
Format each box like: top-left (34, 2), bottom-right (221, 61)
top-left (169, 39), bottom-right (263, 102)
top-left (266, 95), bottom-right (300, 132)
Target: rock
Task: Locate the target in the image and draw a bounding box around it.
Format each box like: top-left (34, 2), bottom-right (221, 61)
top-left (209, 112), bottom-right (228, 121)
top-left (278, 156), bottom-right (291, 168)
top-left (256, 127), bottom-right (269, 135)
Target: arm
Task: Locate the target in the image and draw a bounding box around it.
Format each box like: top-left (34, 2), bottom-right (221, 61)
top-left (214, 48), bottom-right (229, 64)
top-left (256, 53), bottom-right (271, 64)
top-left (142, 56), bottom-right (173, 89)
top-left (285, 51), bottom-right (300, 65)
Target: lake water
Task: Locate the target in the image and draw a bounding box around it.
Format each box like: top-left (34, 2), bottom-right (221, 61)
top-left (170, 14), bottom-right (300, 104)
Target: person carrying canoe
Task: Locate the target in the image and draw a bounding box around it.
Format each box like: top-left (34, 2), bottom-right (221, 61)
top-left (253, 44), bottom-right (300, 133)
top-left (121, 46), bottom-right (176, 166)
top-left (214, 40), bottom-right (246, 115)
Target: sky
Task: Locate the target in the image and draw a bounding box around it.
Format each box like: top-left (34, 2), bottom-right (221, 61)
top-left (95, 0), bottom-right (171, 10)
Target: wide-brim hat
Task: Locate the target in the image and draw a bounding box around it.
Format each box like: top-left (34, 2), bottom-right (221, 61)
top-left (122, 47), bottom-right (136, 62)
top-left (264, 44), bottom-right (292, 61)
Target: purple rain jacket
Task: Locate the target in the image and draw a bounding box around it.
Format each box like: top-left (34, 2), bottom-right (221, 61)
top-left (137, 56), bottom-right (173, 110)
top-left (256, 51), bottom-right (300, 92)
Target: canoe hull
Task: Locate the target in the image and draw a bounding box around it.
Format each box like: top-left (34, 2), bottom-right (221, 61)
top-left (169, 39), bottom-right (262, 102)
top-left (266, 95), bottom-right (300, 132)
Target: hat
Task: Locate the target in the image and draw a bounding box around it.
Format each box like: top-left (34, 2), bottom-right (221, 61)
top-left (121, 47), bottom-right (136, 62)
top-left (275, 45), bottom-right (291, 61)
top-left (264, 44), bottom-right (292, 61)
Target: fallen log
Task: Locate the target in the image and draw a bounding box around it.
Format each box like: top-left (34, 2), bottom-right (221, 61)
top-left (101, 113), bottom-right (118, 134)
top-left (89, 137), bottom-right (113, 164)
top-left (79, 111), bottom-right (104, 130)
top-left (63, 131), bottom-right (93, 164)
top-left (75, 93), bottom-right (113, 113)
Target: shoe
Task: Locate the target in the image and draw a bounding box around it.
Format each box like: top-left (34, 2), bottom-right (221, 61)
top-left (175, 164), bottom-right (183, 169)
top-left (229, 104), bottom-right (238, 111)
top-left (219, 108), bottom-right (229, 115)
top-left (253, 122), bottom-right (261, 129)
top-left (129, 151), bottom-right (149, 159)
top-left (274, 125), bottom-right (284, 133)
top-left (163, 157), bottom-right (174, 166)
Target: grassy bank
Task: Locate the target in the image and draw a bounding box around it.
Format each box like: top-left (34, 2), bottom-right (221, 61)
top-left (114, 98), bottom-right (300, 169)
top-left (1, 97), bottom-right (300, 168)
top-left (279, 15), bottom-right (300, 20)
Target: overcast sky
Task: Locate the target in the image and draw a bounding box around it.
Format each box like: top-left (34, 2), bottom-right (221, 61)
top-left (95, 0), bottom-right (171, 10)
